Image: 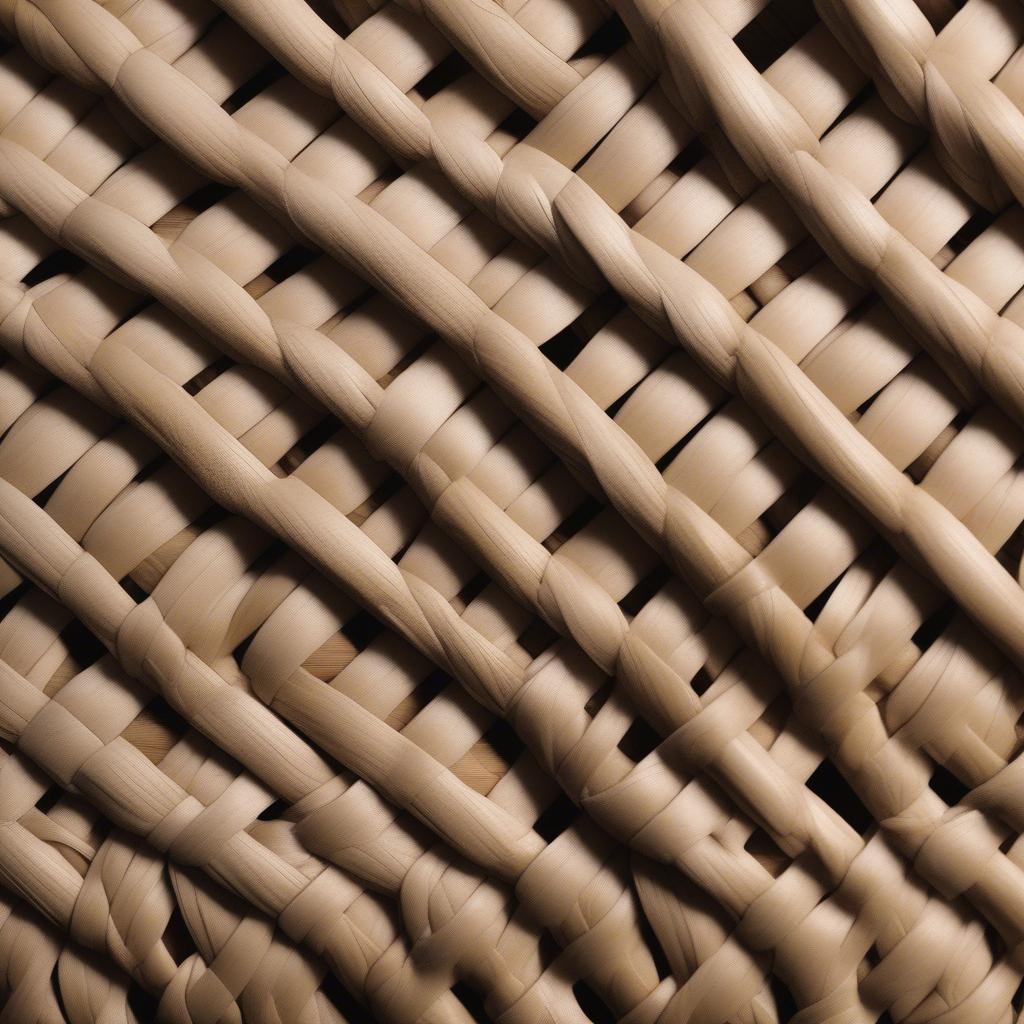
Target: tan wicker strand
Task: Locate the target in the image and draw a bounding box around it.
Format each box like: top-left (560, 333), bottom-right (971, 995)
top-left (0, 653), bottom-right (483, 1024)
top-left (0, 128), bottom-right (981, 1024)
top-left (0, 734), bottom-right (363, 1024)
top-left (189, 0), bottom-right (1024, 869)
top-left (4, 0), bottom-right (1020, 744)
top-left (618, 0), bottom-right (1024, 421)
top-left (0, 0), bottom-right (1019, 1011)
top-left (0, 444), bottom-right (680, 1024)
top-left (0, 422), bottom-right (836, 1022)
top-left (0, 130), bottom-right (897, 903)
top-left (0, 497), bottom-right (622, 1024)
top-left (4, 0), bottom-right (1024, 951)
top-left (0, 61), bottom-right (1007, 1024)
top-left (0, 0), bottom-right (974, 905)
top-left (0, 49), bottom-right (737, 1015)
top-left (815, 0), bottom-right (1022, 211)
top-left (4, 0), bottom-right (1024, 1021)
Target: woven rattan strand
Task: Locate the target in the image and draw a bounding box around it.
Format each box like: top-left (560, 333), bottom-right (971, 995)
top-left (3, 0), bottom-right (1024, 1020)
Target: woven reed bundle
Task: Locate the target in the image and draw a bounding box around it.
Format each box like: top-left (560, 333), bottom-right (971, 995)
top-left (2, 0), bottom-right (1024, 1020)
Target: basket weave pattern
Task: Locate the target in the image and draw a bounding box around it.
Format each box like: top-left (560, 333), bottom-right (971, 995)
top-left (1, 0), bottom-right (1024, 1020)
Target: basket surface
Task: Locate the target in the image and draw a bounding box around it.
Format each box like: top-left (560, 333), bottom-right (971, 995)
top-left (1, 0), bottom-right (1024, 1021)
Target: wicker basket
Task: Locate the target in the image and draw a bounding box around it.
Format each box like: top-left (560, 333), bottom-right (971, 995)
top-left (1, 0), bottom-right (1023, 1020)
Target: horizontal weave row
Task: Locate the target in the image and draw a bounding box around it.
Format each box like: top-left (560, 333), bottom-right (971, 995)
top-left (2, 0), bottom-right (1024, 1021)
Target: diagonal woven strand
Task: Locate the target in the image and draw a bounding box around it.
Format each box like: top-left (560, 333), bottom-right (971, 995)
top-left (0, 132), bottom-right (983, 1019)
top-left (0, 472), bottom-right (681, 1023)
top-left (5, 0), bottom-right (1024, 989)
top-left (2, 0), bottom-right (1024, 753)
top-left (0, 133), bottom-right (894, 905)
top-left (0, 146), bottom-right (987, 1024)
top-left (9, 0), bottom-right (1024, 1015)
top-left (0, 727), bottom-right (461, 1024)
top-left (0, 723), bottom-right (392, 1024)
top-left (815, 0), bottom-right (1024, 210)
top-left (2, 0), bottom-right (1007, 897)
top-left (2, 105), bottom-right (1015, 1024)
top-left (0, 465), bottom-right (540, 881)
top-left (618, 0), bottom-right (1024, 424)
top-left (200, 0), bottom-right (1024, 823)
top-left (0, 718), bottom-right (475, 1024)
top-left (6, 0), bottom-right (1022, 708)
top-left (0, 443), bottom-right (990, 1023)
top-left (0, 28), bottom-right (819, 1019)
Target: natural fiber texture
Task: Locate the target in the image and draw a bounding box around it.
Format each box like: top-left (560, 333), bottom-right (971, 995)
top-left (2, 0), bottom-right (1024, 1020)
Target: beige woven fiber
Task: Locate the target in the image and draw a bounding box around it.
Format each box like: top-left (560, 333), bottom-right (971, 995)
top-left (3, 0), bottom-right (1024, 1020)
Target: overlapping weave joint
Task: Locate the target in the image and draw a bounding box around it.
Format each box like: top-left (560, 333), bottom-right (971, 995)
top-left (2, 0), bottom-right (1024, 1020)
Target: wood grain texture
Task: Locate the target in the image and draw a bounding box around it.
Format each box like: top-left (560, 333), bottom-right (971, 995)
top-left (2, 0), bottom-right (1024, 1020)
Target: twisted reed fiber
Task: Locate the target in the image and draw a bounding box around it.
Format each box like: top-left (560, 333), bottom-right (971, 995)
top-left (14, 0), bottom-right (1023, 727)
top-left (0, 144), bottom-right (1007, 1024)
top-left (7, 0), bottom-right (1024, 881)
top-left (164, 855), bottom-right (351, 1024)
top-left (0, 729), bottom-right (398, 1024)
top-left (816, 0), bottom-right (1024, 210)
top-left (3, 721), bottom-right (355, 1024)
top-left (0, 243), bottom-right (966, 1019)
top-left (0, 639), bottom-right (484, 1024)
top-left (0, 0), bottom-right (983, 892)
top-left (1, 812), bottom-right (160, 1024)
top-left (0, 739), bottom-right (197, 1004)
top-left (12, 2), bottom-right (1024, 1015)
top-left (0, 49), bottom-right (737, 1024)
top-left (0, 10), bottom-right (272, 411)
top-left (394, 0), bottom-right (587, 118)
top-left (2, 2), bottom-right (1024, 1007)
top-left (8, 44), bottom-right (1024, 1019)
top-left (0, 728), bottom-right (190, 1000)
top-left (0, 896), bottom-right (69, 1024)
top-left (623, 0), bottom-right (1024, 422)
top-left (336, 0), bottom-right (926, 306)
top-left (0, 130), bottom-right (891, 887)
top-left (0, 476), bottom-right (676, 1024)
top-left (209, 0), bottom-right (645, 289)
top-left (0, 12), bottom-right (266, 288)
top-left (2, 449), bottom-right (991, 1023)
top-left (207, 0), bottom-right (1024, 839)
